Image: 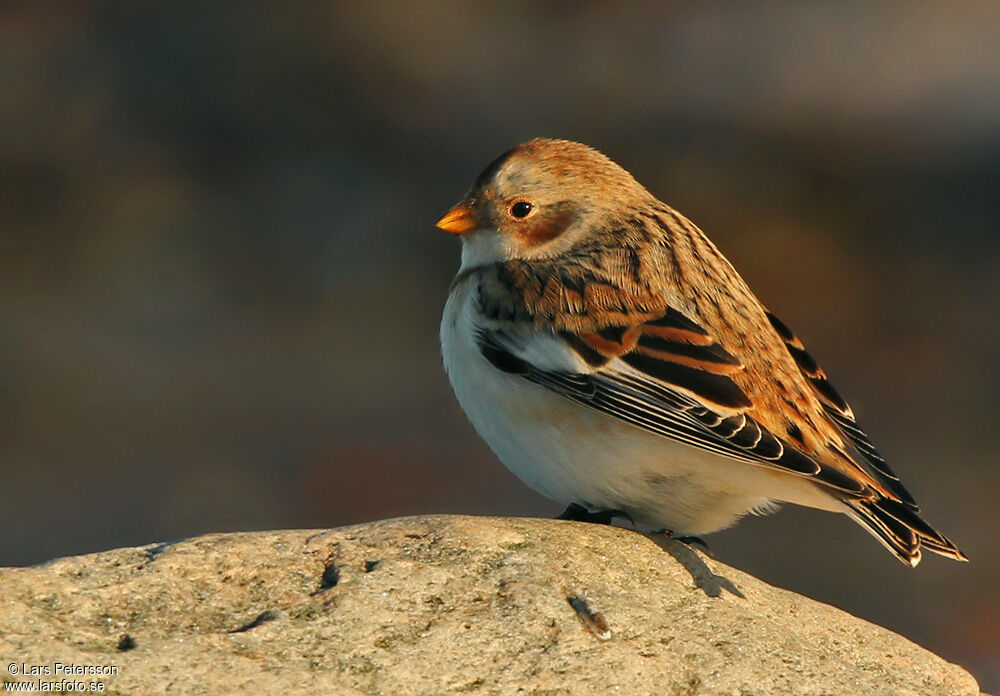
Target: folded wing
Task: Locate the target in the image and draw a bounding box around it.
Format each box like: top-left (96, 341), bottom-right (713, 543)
top-left (475, 303), bottom-right (966, 565)
top-left (476, 306), bottom-right (867, 497)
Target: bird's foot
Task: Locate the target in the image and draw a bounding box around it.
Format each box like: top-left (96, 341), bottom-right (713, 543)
top-left (557, 503), bottom-right (635, 528)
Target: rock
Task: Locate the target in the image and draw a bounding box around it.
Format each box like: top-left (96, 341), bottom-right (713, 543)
top-left (0, 515), bottom-right (981, 695)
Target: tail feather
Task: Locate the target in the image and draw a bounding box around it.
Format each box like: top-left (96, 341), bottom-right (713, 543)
top-left (845, 498), bottom-right (967, 567)
top-left (920, 535), bottom-right (968, 561)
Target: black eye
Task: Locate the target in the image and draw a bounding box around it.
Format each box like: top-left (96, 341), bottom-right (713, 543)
top-left (510, 201), bottom-right (533, 219)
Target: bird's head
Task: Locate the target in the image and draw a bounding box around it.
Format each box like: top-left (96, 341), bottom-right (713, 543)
top-left (436, 138), bottom-right (653, 269)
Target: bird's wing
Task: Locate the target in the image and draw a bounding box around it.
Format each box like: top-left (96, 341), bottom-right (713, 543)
top-left (475, 305), bottom-right (870, 498)
top-left (466, 253), bottom-right (965, 564)
top-left (476, 306), bottom-right (967, 565)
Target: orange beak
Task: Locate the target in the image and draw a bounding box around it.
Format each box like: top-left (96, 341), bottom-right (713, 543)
top-left (435, 200), bottom-right (479, 235)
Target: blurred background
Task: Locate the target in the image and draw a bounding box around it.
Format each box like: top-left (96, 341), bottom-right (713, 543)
top-left (1, 1), bottom-right (997, 689)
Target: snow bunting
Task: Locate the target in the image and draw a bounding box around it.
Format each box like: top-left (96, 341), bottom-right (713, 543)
top-left (437, 138), bottom-right (965, 566)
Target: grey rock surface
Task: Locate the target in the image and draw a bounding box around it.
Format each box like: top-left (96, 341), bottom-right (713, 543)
top-left (0, 515), bottom-right (981, 695)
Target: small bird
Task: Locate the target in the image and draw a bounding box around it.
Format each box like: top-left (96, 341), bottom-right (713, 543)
top-left (437, 138), bottom-right (965, 566)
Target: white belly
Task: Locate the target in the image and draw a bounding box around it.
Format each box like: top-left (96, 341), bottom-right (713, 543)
top-left (440, 283), bottom-right (841, 535)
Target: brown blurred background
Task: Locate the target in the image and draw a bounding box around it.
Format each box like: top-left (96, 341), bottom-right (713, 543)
top-left (1, 1), bottom-right (997, 689)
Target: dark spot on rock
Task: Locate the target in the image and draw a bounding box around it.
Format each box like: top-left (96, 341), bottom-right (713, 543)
top-left (229, 610), bottom-right (277, 633)
top-left (116, 634), bottom-right (136, 651)
top-left (364, 560), bottom-right (379, 573)
top-left (143, 540), bottom-right (178, 562)
top-left (314, 562), bottom-right (340, 593)
top-left (567, 596), bottom-right (611, 640)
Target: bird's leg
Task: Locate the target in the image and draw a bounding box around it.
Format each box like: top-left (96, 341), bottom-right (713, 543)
top-left (557, 503), bottom-right (635, 527)
top-left (658, 529), bottom-right (714, 558)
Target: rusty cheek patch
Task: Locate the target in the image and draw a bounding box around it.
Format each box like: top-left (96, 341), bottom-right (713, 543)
top-left (516, 209), bottom-right (577, 246)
